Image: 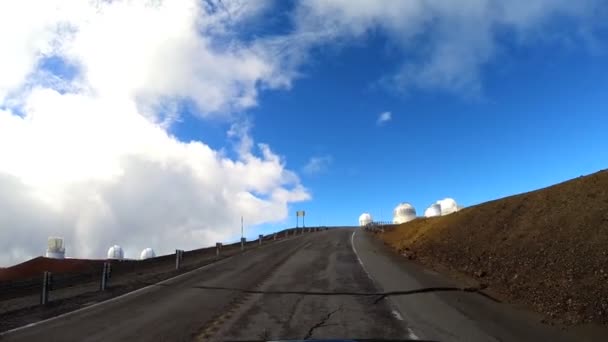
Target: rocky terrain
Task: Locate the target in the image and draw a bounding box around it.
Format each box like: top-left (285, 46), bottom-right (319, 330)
top-left (380, 169), bottom-right (608, 326)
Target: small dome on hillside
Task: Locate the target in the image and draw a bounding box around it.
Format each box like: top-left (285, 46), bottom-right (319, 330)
top-left (393, 203), bottom-right (416, 224)
top-left (424, 203), bottom-right (442, 217)
top-left (358, 213), bottom-right (373, 226)
top-left (107, 245), bottom-right (124, 260)
top-left (140, 248), bottom-right (156, 260)
top-left (436, 198), bottom-right (459, 215)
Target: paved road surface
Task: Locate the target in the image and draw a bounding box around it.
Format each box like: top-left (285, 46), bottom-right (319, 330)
top-left (1, 228), bottom-right (577, 341)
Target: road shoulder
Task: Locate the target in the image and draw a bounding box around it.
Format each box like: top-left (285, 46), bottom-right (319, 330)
top-left (352, 229), bottom-right (578, 342)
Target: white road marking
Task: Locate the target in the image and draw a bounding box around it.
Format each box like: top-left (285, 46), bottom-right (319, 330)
top-left (350, 230), bottom-right (371, 278)
top-left (350, 229), bottom-right (420, 340)
top-left (0, 237), bottom-right (296, 337)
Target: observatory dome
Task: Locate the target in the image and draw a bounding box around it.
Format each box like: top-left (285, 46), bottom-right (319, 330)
top-left (424, 204), bottom-right (442, 218)
top-left (107, 245), bottom-right (124, 260)
top-left (393, 203), bottom-right (416, 224)
top-left (436, 198), bottom-right (459, 215)
top-left (46, 237), bottom-right (65, 259)
top-left (140, 248), bottom-right (156, 260)
top-left (358, 213), bottom-right (373, 226)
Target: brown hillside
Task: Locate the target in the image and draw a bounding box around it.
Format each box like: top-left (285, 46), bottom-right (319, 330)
top-left (0, 257), bottom-right (104, 282)
top-left (381, 169), bottom-right (608, 325)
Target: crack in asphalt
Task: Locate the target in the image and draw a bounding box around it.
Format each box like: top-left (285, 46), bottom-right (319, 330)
top-left (303, 306), bottom-right (343, 340)
top-left (193, 241), bottom-right (314, 341)
top-left (371, 285), bottom-right (495, 303)
top-left (142, 283), bottom-right (497, 303)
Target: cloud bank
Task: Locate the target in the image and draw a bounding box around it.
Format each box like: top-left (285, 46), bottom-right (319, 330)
top-left (288, 0), bottom-right (603, 95)
top-left (0, 0), bottom-right (307, 266)
top-left (0, 0), bottom-right (602, 265)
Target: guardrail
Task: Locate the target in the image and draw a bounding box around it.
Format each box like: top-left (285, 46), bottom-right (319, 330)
top-left (0, 226), bottom-right (322, 307)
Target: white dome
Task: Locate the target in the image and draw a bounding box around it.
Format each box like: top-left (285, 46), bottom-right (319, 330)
top-left (424, 203), bottom-right (442, 217)
top-left (140, 248), bottom-right (156, 260)
top-left (107, 245), bottom-right (124, 260)
top-left (358, 213), bottom-right (373, 226)
top-left (436, 198), bottom-right (459, 215)
top-left (393, 203), bottom-right (416, 224)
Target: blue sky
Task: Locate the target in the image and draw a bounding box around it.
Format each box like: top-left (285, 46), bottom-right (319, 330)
top-left (1, 0), bottom-right (608, 263)
top-left (174, 10), bottom-right (608, 231)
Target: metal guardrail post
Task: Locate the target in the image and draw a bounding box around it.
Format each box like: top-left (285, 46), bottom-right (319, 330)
top-left (175, 249), bottom-right (183, 270)
top-left (40, 271), bottom-right (51, 305)
top-left (216, 242), bottom-right (222, 257)
top-left (258, 234), bottom-right (263, 246)
top-left (100, 262), bottom-right (108, 291)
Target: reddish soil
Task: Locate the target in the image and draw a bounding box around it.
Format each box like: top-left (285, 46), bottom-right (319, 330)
top-left (380, 169), bottom-right (608, 326)
top-left (0, 257), bottom-right (104, 282)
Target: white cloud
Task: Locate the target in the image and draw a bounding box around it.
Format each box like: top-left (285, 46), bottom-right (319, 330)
top-left (0, 0), bottom-right (603, 266)
top-left (0, 0), bottom-right (282, 119)
top-left (303, 155), bottom-right (333, 175)
top-left (0, 87), bottom-right (310, 265)
top-left (289, 0), bottom-right (603, 95)
top-left (0, 0), bottom-right (308, 266)
top-left (377, 111), bottom-right (392, 125)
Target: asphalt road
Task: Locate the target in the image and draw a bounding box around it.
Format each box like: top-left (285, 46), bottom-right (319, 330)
top-left (1, 228), bottom-right (577, 341)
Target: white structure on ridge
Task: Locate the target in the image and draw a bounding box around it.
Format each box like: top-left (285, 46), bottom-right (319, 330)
top-left (140, 248), bottom-right (156, 260)
top-left (424, 203), bottom-right (442, 217)
top-left (358, 213), bottom-right (373, 226)
top-left (393, 203), bottom-right (417, 224)
top-left (107, 245), bottom-right (124, 260)
top-left (436, 198), bottom-right (459, 215)
top-left (46, 237), bottom-right (65, 259)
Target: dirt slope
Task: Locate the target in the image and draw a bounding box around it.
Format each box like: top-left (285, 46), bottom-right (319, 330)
top-left (380, 169), bottom-right (608, 325)
top-left (0, 257), bottom-right (104, 282)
